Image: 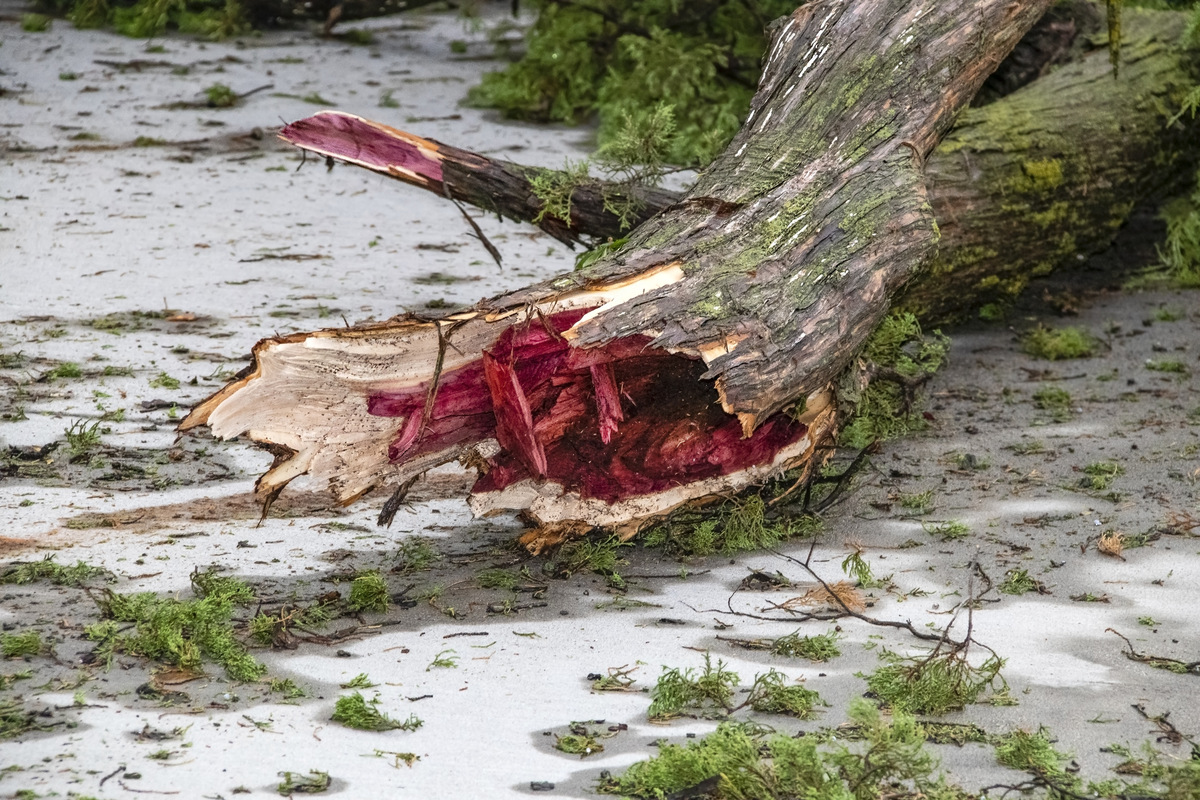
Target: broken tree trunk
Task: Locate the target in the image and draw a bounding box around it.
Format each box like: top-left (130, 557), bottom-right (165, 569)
top-left (184, 0), bottom-right (1101, 547)
top-left (278, 5), bottom-right (1198, 321)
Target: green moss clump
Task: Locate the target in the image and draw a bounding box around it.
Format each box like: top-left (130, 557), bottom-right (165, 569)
top-left (1033, 386), bottom-right (1072, 410)
top-left (1, 632), bottom-right (42, 659)
top-left (647, 657), bottom-right (824, 722)
top-left (998, 568), bottom-right (1039, 595)
top-left (978, 302), bottom-right (1007, 321)
top-left (601, 723), bottom-right (764, 798)
top-left (476, 568), bottom-right (519, 590)
top-left (1082, 460), bottom-right (1125, 490)
top-left (1021, 326), bottom-right (1097, 360)
top-left (191, 568), bottom-right (255, 602)
top-left (393, 538), bottom-right (440, 574)
top-left (0, 555), bottom-right (110, 587)
top-left (21, 12), bottom-right (52, 31)
top-left (647, 654), bottom-right (739, 721)
top-left (549, 535), bottom-right (629, 586)
top-left (603, 700), bottom-right (961, 800)
top-left (276, 771), bottom-right (330, 795)
top-left (838, 313), bottom-right (949, 449)
top-left (556, 731), bottom-right (604, 757)
top-left (770, 630), bottom-right (842, 662)
top-left (331, 692), bottom-right (421, 732)
top-left (1146, 359), bottom-right (1188, 374)
top-left (204, 82), bottom-right (238, 108)
top-left (149, 371), bottom-right (180, 389)
top-left (88, 569), bottom-right (264, 681)
top-left (746, 670), bottom-right (822, 718)
top-left (1033, 385), bottom-right (1074, 422)
top-left (642, 495), bottom-right (821, 557)
top-left (64, 419), bottom-right (103, 457)
top-left (269, 678), bottom-right (308, 700)
top-left (347, 571), bottom-right (389, 613)
top-left (897, 490), bottom-right (935, 513)
top-left (863, 647), bottom-right (1006, 716)
top-left (47, 362), bottom-right (83, 379)
top-left (1014, 158), bottom-right (1064, 193)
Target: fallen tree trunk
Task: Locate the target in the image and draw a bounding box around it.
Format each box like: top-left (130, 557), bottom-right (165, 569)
top-left (279, 5), bottom-right (1197, 321)
top-left (182, 0), bottom-right (1193, 547)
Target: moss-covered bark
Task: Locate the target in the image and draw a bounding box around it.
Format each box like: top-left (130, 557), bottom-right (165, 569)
top-left (901, 7), bottom-right (1199, 322)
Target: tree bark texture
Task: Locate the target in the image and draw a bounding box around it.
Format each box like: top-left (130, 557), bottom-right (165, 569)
top-left (281, 6), bottom-right (1198, 323)
top-left (901, 8), bottom-right (1198, 321)
top-left (190, 0), bottom-right (1200, 544)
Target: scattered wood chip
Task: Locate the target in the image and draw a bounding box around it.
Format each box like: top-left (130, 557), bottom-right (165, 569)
top-left (778, 581), bottom-right (865, 612)
top-left (1098, 531), bottom-right (1124, 559)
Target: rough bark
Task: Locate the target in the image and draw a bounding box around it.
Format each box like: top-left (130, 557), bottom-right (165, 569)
top-left (281, 6), bottom-right (1197, 322)
top-left (902, 8), bottom-right (1198, 321)
top-left (183, 0), bottom-right (1104, 544)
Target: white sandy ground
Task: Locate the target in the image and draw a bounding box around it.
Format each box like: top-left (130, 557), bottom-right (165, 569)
top-left (2, 5), bottom-right (1200, 799)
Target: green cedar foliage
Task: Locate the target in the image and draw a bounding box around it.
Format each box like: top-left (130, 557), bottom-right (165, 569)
top-left (603, 699), bottom-right (965, 800)
top-left (467, 0), bottom-right (799, 166)
top-left (34, 0), bottom-right (248, 39)
top-left (1158, 4), bottom-right (1200, 284)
